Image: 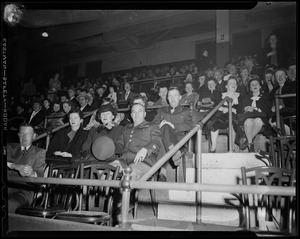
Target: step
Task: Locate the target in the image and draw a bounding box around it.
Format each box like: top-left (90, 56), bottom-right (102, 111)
top-left (154, 153), bottom-right (268, 226)
top-left (128, 217), bottom-right (238, 231)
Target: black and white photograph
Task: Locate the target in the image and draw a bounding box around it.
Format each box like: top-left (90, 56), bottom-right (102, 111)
top-left (1, 1), bottom-right (297, 236)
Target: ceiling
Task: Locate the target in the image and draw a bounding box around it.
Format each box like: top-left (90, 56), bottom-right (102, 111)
top-left (6, 2), bottom-right (296, 66)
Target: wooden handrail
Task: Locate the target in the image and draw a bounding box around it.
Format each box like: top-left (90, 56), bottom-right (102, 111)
top-left (139, 96), bottom-right (232, 182)
top-left (8, 175), bottom-right (295, 197)
top-left (126, 72), bottom-right (197, 85)
top-left (33, 110), bottom-right (96, 142)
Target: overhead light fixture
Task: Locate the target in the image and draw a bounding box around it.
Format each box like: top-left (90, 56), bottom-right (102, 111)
top-left (42, 31), bottom-right (49, 37)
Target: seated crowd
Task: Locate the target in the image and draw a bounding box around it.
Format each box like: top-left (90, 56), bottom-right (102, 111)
top-left (7, 39), bottom-right (296, 218)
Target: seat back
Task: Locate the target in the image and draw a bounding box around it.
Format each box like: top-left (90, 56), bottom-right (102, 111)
top-left (45, 163), bottom-right (81, 211)
top-left (280, 115), bottom-right (296, 136)
top-left (269, 135), bottom-right (296, 170)
top-left (241, 166), bottom-right (295, 233)
top-left (82, 163), bottom-right (120, 213)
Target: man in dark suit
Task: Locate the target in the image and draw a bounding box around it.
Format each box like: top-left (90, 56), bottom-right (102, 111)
top-left (68, 87), bottom-right (80, 109)
top-left (7, 122), bottom-right (46, 213)
top-left (119, 83), bottom-right (137, 107)
top-left (77, 92), bottom-right (93, 127)
top-left (26, 99), bottom-right (45, 129)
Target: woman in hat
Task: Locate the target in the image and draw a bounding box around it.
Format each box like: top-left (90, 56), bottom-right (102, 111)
top-left (81, 103), bottom-right (123, 161)
top-left (238, 76), bottom-right (272, 152)
top-left (46, 109), bottom-right (88, 159)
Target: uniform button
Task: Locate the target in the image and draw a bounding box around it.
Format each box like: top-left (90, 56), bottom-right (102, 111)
top-left (130, 135), bottom-right (132, 137)
top-left (129, 139), bottom-right (132, 142)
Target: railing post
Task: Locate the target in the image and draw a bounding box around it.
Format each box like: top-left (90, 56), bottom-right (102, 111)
top-left (275, 94), bottom-right (281, 129)
top-left (120, 166), bottom-right (132, 229)
top-left (228, 98), bottom-right (233, 152)
top-left (196, 124), bottom-right (203, 224)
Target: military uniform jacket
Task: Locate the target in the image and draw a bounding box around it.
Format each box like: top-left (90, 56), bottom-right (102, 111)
top-left (153, 105), bottom-right (193, 135)
top-left (115, 121), bottom-right (162, 167)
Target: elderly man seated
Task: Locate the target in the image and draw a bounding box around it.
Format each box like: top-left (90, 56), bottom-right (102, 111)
top-left (7, 122), bottom-right (46, 213)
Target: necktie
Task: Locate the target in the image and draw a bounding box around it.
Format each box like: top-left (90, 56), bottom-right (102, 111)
top-left (22, 148), bottom-right (27, 155)
top-left (251, 96), bottom-right (260, 108)
top-left (125, 92), bottom-right (129, 100)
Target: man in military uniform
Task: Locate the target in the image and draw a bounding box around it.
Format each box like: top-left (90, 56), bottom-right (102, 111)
top-left (153, 85), bottom-right (193, 181)
top-left (112, 103), bottom-right (162, 180)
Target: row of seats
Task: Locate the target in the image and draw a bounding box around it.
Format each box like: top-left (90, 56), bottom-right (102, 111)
top-left (16, 161), bottom-right (122, 227)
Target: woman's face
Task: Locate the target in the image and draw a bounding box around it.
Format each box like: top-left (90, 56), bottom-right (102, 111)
top-left (69, 113), bottom-right (82, 128)
top-left (43, 100), bottom-right (50, 108)
top-left (228, 65), bottom-right (237, 75)
top-left (89, 88), bottom-right (95, 95)
top-left (269, 35), bottom-right (277, 45)
top-left (198, 76), bottom-right (206, 85)
top-left (53, 103), bottom-right (60, 112)
top-left (100, 111), bottom-right (114, 125)
top-left (62, 103), bottom-right (71, 113)
top-left (275, 70), bottom-right (287, 85)
top-left (250, 80), bottom-right (261, 94)
top-left (226, 79), bottom-right (237, 92)
top-left (185, 83), bottom-right (193, 93)
top-left (207, 80), bottom-right (216, 91)
top-left (241, 69), bottom-right (249, 79)
top-left (109, 86), bottom-right (115, 93)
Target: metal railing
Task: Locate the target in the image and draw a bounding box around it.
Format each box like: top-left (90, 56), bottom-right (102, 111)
top-left (126, 72), bottom-right (198, 92)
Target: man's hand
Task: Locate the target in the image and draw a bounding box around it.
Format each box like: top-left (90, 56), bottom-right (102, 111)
top-left (159, 120), bottom-right (174, 129)
top-left (54, 151), bottom-right (62, 156)
top-left (17, 165), bottom-right (36, 177)
top-left (222, 107), bottom-right (229, 114)
top-left (134, 148), bottom-right (147, 164)
top-left (54, 151), bottom-right (72, 157)
top-left (60, 152), bottom-right (72, 157)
